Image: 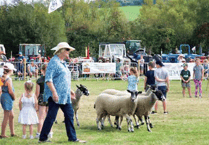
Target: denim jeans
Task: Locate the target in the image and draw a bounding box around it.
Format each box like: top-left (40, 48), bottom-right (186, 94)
top-left (39, 97), bottom-right (77, 141)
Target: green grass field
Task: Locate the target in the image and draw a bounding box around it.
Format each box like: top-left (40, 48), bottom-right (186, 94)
top-left (119, 6), bottom-right (141, 21)
top-left (0, 79), bottom-right (209, 145)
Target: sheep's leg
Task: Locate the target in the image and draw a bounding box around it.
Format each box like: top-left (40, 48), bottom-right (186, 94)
top-left (138, 116), bottom-right (144, 125)
top-left (96, 114), bottom-right (103, 130)
top-left (118, 116), bottom-right (123, 130)
top-left (101, 115), bottom-right (106, 129)
top-left (148, 116), bottom-right (153, 128)
top-left (133, 115), bottom-right (139, 129)
top-left (144, 116), bottom-right (151, 132)
top-left (114, 116), bottom-right (119, 126)
top-left (75, 111), bottom-right (80, 127)
top-left (107, 115), bottom-right (113, 127)
top-left (125, 114), bottom-right (134, 132)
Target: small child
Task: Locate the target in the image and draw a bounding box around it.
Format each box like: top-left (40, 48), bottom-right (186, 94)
top-left (193, 58), bottom-right (204, 98)
top-left (0, 64), bottom-right (16, 138)
top-left (18, 81), bottom-right (39, 139)
top-left (180, 63), bottom-right (192, 97)
top-left (127, 68), bottom-right (139, 91)
top-left (144, 61), bottom-right (155, 91)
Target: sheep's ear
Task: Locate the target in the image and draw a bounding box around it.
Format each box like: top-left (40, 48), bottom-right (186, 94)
top-left (76, 85), bottom-right (80, 89)
top-left (127, 90), bottom-right (131, 93)
top-left (138, 91), bottom-right (142, 94)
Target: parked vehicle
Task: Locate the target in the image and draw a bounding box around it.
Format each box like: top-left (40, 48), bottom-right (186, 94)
top-left (162, 44), bottom-right (204, 63)
top-left (98, 42), bottom-right (130, 63)
top-left (19, 44), bottom-right (45, 62)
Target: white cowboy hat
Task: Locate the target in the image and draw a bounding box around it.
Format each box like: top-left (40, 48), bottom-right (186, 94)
top-left (53, 42), bottom-right (75, 55)
top-left (179, 54), bottom-right (184, 57)
top-left (4, 63), bottom-right (16, 71)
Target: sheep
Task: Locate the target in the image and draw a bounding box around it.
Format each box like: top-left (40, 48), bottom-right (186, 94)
top-left (133, 89), bottom-right (165, 132)
top-left (71, 84), bottom-right (89, 127)
top-left (101, 86), bottom-right (153, 127)
top-left (94, 90), bottom-right (141, 132)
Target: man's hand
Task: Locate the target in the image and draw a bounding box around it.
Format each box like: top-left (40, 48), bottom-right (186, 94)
top-left (52, 91), bottom-right (59, 103)
top-left (71, 91), bottom-right (76, 100)
top-left (167, 87), bottom-right (169, 92)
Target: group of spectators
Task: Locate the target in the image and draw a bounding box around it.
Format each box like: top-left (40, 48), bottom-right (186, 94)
top-left (0, 42), bottom-right (86, 143)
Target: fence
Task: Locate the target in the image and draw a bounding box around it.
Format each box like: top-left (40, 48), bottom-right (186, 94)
top-left (9, 60), bottom-right (147, 81)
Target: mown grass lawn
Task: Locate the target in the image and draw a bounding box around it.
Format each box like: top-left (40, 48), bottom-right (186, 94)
top-left (119, 6), bottom-right (141, 21)
top-left (0, 78), bottom-right (209, 145)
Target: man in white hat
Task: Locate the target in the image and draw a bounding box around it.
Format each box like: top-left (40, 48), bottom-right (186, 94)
top-left (177, 54), bottom-right (186, 63)
top-left (39, 42), bottom-right (86, 143)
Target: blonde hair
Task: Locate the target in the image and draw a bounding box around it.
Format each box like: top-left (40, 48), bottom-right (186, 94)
top-left (41, 63), bottom-right (48, 72)
top-left (55, 48), bottom-right (66, 56)
top-left (24, 81), bottom-right (34, 92)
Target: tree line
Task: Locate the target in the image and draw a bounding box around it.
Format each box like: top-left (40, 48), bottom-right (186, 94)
top-left (0, 0), bottom-right (208, 59)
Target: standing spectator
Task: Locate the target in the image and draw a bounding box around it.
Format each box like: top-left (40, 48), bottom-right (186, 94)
top-left (39, 42), bottom-right (86, 143)
top-left (203, 59), bottom-right (209, 79)
top-left (28, 59), bottom-right (38, 79)
top-left (127, 67), bottom-right (139, 91)
top-left (18, 52), bottom-right (24, 61)
top-left (152, 60), bottom-right (169, 114)
top-left (16, 59), bottom-right (25, 80)
top-left (115, 58), bottom-right (122, 79)
top-left (0, 63), bottom-right (16, 138)
top-left (18, 81), bottom-right (39, 139)
top-left (193, 58), bottom-right (204, 98)
top-left (35, 64), bottom-right (53, 139)
top-left (144, 61), bottom-right (155, 91)
top-left (180, 63), bottom-right (192, 98)
top-left (139, 55), bottom-right (144, 76)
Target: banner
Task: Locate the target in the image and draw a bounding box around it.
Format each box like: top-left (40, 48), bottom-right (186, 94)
top-left (163, 63), bottom-right (195, 80)
top-left (48, 0), bottom-right (62, 14)
top-left (82, 63), bottom-right (116, 74)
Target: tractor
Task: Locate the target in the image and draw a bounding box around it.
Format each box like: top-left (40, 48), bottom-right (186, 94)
top-left (162, 44), bottom-right (204, 63)
top-left (19, 44), bottom-right (45, 62)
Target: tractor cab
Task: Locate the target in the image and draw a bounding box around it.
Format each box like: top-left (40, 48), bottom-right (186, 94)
top-left (19, 44), bottom-right (45, 62)
top-left (99, 43), bottom-right (130, 63)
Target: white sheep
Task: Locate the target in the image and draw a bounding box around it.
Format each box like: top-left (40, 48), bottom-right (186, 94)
top-left (133, 89), bottom-right (165, 132)
top-left (94, 90), bottom-right (140, 132)
top-left (101, 87), bottom-right (153, 127)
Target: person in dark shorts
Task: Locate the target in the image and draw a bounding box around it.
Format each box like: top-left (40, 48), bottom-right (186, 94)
top-left (180, 63), bottom-right (192, 98)
top-left (144, 61), bottom-right (155, 91)
top-left (35, 64), bottom-right (53, 139)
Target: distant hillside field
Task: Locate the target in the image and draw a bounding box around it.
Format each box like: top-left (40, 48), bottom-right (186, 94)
top-left (119, 6), bottom-right (141, 21)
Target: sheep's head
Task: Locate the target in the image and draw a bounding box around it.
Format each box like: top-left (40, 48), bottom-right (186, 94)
top-left (152, 90), bottom-right (165, 101)
top-left (127, 90), bottom-right (142, 102)
top-left (76, 84), bottom-right (89, 96)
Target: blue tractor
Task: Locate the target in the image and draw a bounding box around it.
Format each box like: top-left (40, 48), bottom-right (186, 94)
top-left (162, 44), bottom-right (203, 63)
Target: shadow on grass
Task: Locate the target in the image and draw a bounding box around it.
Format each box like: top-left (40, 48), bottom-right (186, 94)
top-left (78, 125), bottom-right (134, 133)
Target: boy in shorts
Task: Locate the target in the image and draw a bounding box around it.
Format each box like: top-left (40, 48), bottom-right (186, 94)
top-left (180, 63), bottom-right (192, 97)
